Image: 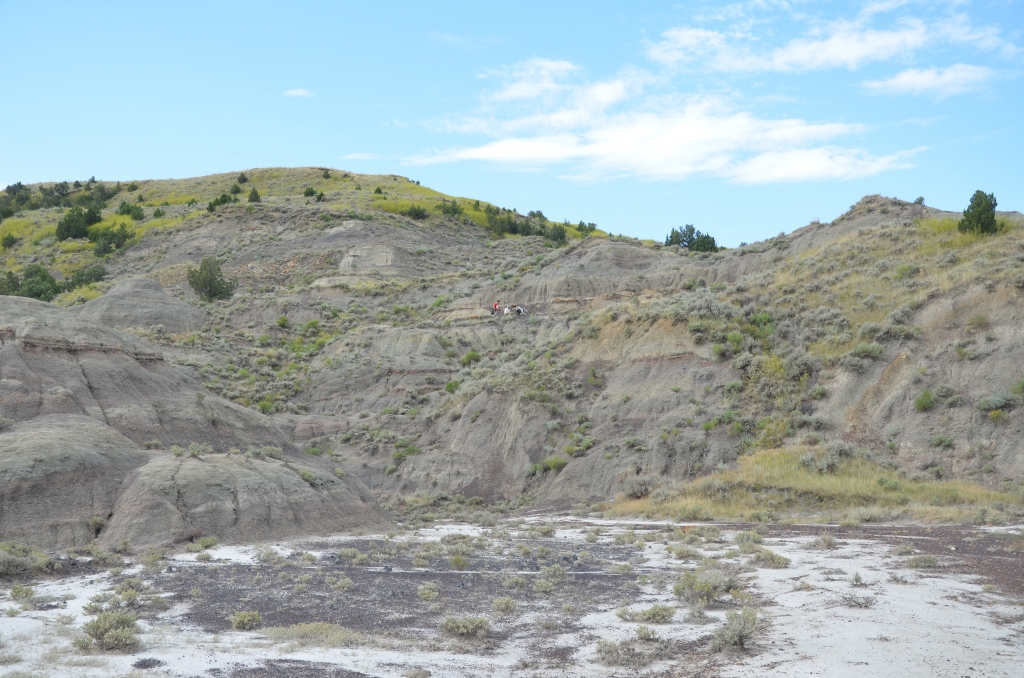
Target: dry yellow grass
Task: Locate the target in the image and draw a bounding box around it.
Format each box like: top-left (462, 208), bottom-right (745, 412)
top-left (608, 447), bottom-right (1022, 524)
top-left (263, 622), bottom-right (364, 648)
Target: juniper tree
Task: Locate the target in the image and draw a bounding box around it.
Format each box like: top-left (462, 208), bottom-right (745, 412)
top-left (958, 190), bottom-right (997, 235)
top-left (187, 258), bottom-right (237, 301)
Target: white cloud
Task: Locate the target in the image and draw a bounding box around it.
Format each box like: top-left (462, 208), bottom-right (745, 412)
top-left (487, 58), bottom-right (579, 100)
top-left (647, 10), bottom-right (1017, 73)
top-left (282, 88), bottom-right (313, 97)
top-left (863, 64), bottom-right (994, 97)
top-left (414, 78), bottom-right (911, 184)
top-left (728, 146), bottom-right (919, 183)
top-left (646, 27), bottom-right (732, 67)
top-left (648, 20), bottom-right (930, 71)
top-left (340, 153), bottom-right (379, 160)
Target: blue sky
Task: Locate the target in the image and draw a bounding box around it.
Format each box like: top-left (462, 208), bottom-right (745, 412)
top-left (1, 1), bottom-right (1020, 245)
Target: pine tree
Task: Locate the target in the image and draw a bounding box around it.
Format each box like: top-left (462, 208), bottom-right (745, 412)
top-left (958, 190), bottom-right (997, 235)
top-left (248, 187), bottom-right (261, 203)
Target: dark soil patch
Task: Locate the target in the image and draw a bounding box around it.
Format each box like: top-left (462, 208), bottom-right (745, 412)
top-left (157, 536), bottom-right (645, 639)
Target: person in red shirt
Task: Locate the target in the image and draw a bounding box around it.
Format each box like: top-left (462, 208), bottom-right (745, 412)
top-left (492, 300), bottom-right (500, 316)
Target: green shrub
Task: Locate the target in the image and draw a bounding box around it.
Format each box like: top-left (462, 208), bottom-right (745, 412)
top-left (547, 223), bottom-right (567, 244)
top-left (303, 186), bottom-right (316, 197)
top-left (1, 233), bottom-right (17, 249)
top-left (617, 604), bottom-right (675, 623)
top-left (231, 610), bottom-right (261, 630)
top-left (91, 223), bottom-right (133, 255)
top-left (449, 554), bottom-right (468, 570)
top-left (968, 314), bottom-right (990, 330)
top-left (56, 206), bottom-right (102, 240)
top-left (405, 204), bottom-right (428, 220)
top-left (441, 616), bottom-right (490, 637)
top-left (436, 199), bottom-right (464, 217)
top-left (65, 264), bottom-right (108, 289)
top-left (907, 554), bottom-right (938, 568)
top-left (877, 477), bottom-right (901, 491)
top-left (733, 531), bottom-right (762, 545)
top-left (81, 611), bottom-right (139, 652)
top-left (187, 257), bottom-right (237, 301)
top-left (10, 264), bottom-right (60, 301)
top-left (976, 393), bottom-right (1019, 412)
top-left (915, 390), bottom-right (934, 411)
top-left (229, 183), bottom-right (242, 195)
top-left (750, 547), bottom-right (790, 568)
top-left (445, 380), bottom-right (460, 393)
top-left (533, 578), bottom-right (554, 593)
top-left (417, 582), bottom-right (440, 600)
top-left (115, 200), bottom-right (145, 221)
top-left (542, 456), bottom-right (568, 472)
top-left (852, 343), bottom-right (883, 359)
top-left (711, 608), bottom-right (757, 651)
top-left (930, 435), bottom-right (954, 449)
top-left (894, 264), bottom-right (919, 280)
top-left (460, 351), bottom-right (481, 366)
top-left (237, 172), bottom-right (248, 184)
top-left (10, 584), bottom-right (34, 600)
top-left (492, 596), bottom-right (518, 615)
top-left (248, 187), bottom-right (261, 203)
top-left (673, 562), bottom-right (737, 605)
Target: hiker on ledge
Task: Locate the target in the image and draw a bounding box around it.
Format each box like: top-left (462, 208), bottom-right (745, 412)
top-left (492, 300), bottom-right (500, 316)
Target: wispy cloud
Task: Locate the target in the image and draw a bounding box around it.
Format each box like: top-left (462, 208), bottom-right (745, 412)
top-left (413, 64), bottom-right (913, 184)
top-left (864, 64), bottom-right (994, 98)
top-left (485, 58), bottom-right (580, 101)
top-left (340, 153), bottom-right (379, 160)
top-left (648, 20), bottom-right (930, 71)
top-left (647, 11), bottom-right (1016, 72)
top-left (282, 88), bottom-right (313, 97)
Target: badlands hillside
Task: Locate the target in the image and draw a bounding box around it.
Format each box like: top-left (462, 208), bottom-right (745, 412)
top-left (2, 168), bottom-right (1024, 550)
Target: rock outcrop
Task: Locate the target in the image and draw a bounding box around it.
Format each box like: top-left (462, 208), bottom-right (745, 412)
top-left (0, 297), bottom-right (389, 548)
top-left (0, 295), bottom-right (284, 449)
top-left (76, 277), bottom-right (205, 333)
